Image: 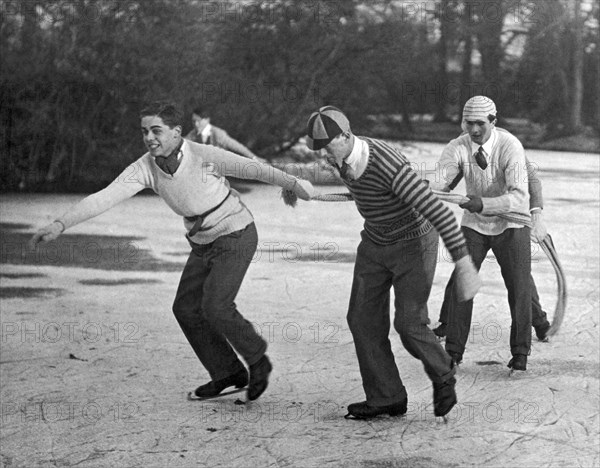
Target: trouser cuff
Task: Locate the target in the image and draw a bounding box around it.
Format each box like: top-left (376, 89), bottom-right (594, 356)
top-left (511, 347), bottom-right (531, 356)
top-left (429, 365), bottom-right (456, 384)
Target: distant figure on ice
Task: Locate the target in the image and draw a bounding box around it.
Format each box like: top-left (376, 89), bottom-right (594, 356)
top-left (432, 95), bottom-right (536, 372)
top-left (30, 101), bottom-right (314, 402)
top-left (305, 105), bottom-right (481, 420)
top-left (185, 106), bottom-right (268, 163)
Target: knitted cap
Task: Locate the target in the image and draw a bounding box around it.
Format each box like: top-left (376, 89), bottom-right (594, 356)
top-left (463, 96), bottom-right (497, 121)
top-left (306, 106), bottom-right (350, 150)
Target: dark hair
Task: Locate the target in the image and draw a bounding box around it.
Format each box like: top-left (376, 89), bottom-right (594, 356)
top-left (140, 101), bottom-right (183, 128)
top-left (192, 107), bottom-right (209, 117)
top-left (488, 114), bottom-right (497, 122)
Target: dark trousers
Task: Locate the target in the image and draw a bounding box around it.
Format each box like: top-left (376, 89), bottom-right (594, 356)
top-left (445, 226), bottom-right (532, 357)
top-left (438, 275), bottom-right (548, 328)
top-left (173, 223), bottom-right (266, 381)
top-left (347, 229), bottom-right (455, 407)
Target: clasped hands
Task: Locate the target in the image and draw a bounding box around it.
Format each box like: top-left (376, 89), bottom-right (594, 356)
top-left (459, 195), bottom-right (483, 213)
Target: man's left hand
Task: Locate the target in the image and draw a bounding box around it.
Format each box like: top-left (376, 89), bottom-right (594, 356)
top-left (530, 210), bottom-right (547, 243)
top-left (459, 195), bottom-right (483, 213)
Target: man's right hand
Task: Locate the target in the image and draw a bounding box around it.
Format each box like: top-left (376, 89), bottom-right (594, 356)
top-left (29, 221), bottom-right (64, 249)
top-left (459, 195), bottom-right (483, 213)
top-left (454, 255), bottom-right (481, 302)
top-left (293, 179), bottom-right (315, 201)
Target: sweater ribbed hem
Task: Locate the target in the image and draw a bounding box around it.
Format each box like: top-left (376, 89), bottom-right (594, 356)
top-left (187, 210), bottom-right (254, 244)
top-left (365, 218), bottom-right (433, 245)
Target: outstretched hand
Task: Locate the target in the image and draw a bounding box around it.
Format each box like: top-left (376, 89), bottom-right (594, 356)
top-left (281, 179), bottom-right (314, 207)
top-left (293, 179), bottom-right (314, 201)
top-left (454, 255), bottom-right (481, 302)
top-left (29, 221), bottom-right (64, 249)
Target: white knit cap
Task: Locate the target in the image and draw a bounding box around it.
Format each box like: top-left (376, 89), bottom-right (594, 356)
top-left (462, 96), bottom-right (497, 121)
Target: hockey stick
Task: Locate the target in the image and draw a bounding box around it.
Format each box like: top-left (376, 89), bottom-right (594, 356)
top-left (281, 189), bottom-right (353, 206)
top-left (286, 189), bottom-right (534, 228)
top-left (294, 188), bottom-right (567, 336)
top-left (431, 189), bottom-right (566, 336)
top-left (431, 190), bottom-right (533, 228)
top-left (539, 234), bottom-right (567, 336)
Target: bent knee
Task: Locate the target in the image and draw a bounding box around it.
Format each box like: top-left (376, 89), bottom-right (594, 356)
top-left (200, 298), bottom-right (236, 318)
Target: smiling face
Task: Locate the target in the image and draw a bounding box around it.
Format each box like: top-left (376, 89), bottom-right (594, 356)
top-left (463, 118), bottom-right (496, 146)
top-left (141, 115), bottom-right (182, 157)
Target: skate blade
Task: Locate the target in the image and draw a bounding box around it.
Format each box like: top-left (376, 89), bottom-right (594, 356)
top-left (187, 387), bottom-right (247, 401)
top-left (344, 412), bottom-right (404, 420)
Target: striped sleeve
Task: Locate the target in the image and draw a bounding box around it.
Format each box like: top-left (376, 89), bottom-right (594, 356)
top-left (391, 165), bottom-right (468, 261)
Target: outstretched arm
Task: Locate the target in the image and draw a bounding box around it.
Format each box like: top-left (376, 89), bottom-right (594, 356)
top-left (30, 161), bottom-right (147, 247)
top-left (204, 147), bottom-right (314, 200)
top-left (391, 164), bottom-right (480, 301)
top-left (392, 165), bottom-right (467, 261)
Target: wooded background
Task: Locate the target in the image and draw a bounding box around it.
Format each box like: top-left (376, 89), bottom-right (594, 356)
top-left (1, 0), bottom-right (598, 191)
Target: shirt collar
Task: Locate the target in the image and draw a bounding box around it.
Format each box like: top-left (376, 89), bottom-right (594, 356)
top-left (177, 138), bottom-right (188, 161)
top-left (344, 136), bottom-right (368, 171)
top-left (472, 128), bottom-right (497, 157)
top-left (200, 123), bottom-right (212, 143)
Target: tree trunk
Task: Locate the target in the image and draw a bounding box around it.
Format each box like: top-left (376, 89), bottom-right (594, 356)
top-left (475, 0), bottom-right (505, 105)
top-left (434, 0), bottom-right (450, 122)
top-left (459, 33), bottom-right (473, 114)
top-left (568, 0), bottom-right (584, 133)
top-left (20, 1), bottom-right (37, 56)
top-left (19, 2), bottom-right (39, 189)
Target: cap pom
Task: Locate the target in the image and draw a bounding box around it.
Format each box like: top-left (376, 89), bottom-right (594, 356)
top-left (281, 189), bottom-right (298, 207)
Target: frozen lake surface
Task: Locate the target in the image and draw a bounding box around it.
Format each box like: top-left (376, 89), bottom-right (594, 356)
top-left (1, 143), bottom-right (599, 467)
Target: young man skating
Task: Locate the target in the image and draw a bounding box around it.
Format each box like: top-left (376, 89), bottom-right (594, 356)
top-left (31, 101), bottom-right (314, 401)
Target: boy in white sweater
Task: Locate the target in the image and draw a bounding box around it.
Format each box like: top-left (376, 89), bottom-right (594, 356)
top-left (30, 101), bottom-right (314, 401)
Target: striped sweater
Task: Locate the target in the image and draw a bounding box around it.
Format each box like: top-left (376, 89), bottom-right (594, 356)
top-left (345, 137), bottom-right (468, 262)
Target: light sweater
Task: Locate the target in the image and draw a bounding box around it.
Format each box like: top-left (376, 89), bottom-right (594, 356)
top-left (57, 139), bottom-right (296, 244)
top-left (437, 128), bottom-right (530, 236)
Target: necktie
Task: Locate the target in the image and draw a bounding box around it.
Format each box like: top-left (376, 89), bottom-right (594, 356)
top-left (338, 161), bottom-right (353, 181)
top-left (155, 140), bottom-right (183, 175)
top-left (474, 146), bottom-right (487, 170)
